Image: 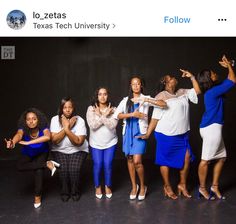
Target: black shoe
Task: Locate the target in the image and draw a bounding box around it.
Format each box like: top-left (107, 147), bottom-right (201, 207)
top-left (72, 193), bottom-right (81, 201)
top-left (61, 194), bottom-right (70, 202)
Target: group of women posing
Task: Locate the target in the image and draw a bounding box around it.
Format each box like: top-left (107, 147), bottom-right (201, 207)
top-left (5, 55), bottom-right (235, 208)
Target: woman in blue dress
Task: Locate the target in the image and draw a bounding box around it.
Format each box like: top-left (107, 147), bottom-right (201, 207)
top-left (138, 70), bottom-right (201, 199)
top-left (197, 55), bottom-right (236, 200)
top-left (114, 75), bottom-right (166, 200)
top-left (5, 108), bottom-right (59, 208)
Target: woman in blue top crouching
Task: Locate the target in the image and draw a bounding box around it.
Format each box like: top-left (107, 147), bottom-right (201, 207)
top-left (5, 108), bottom-right (59, 208)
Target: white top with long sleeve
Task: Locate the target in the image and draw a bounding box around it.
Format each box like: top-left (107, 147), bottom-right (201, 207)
top-left (152, 88), bottom-right (198, 136)
top-left (113, 94), bottom-right (151, 135)
top-left (50, 115), bottom-right (89, 154)
top-left (86, 106), bottom-right (118, 149)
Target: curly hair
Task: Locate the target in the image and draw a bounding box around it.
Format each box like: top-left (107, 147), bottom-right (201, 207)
top-left (126, 74), bottom-right (145, 113)
top-left (91, 87), bottom-right (113, 107)
top-left (17, 108), bottom-right (48, 136)
top-left (158, 75), bottom-right (178, 93)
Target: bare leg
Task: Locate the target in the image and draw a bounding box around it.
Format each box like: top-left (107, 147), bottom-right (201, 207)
top-left (160, 166), bottom-right (177, 199)
top-left (127, 156), bottom-right (137, 195)
top-left (198, 159), bottom-right (211, 199)
top-left (178, 150), bottom-right (191, 198)
top-left (133, 154), bottom-right (145, 195)
top-left (211, 158), bottom-right (226, 199)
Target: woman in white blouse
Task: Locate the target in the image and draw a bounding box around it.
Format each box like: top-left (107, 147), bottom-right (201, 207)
top-left (114, 75), bottom-right (166, 201)
top-left (86, 87), bottom-right (118, 199)
top-left (139, 70), bottom-right (201, 199)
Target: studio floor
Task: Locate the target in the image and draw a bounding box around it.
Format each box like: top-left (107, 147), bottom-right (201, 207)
top-left (0, 159), bottom-right (236, 224)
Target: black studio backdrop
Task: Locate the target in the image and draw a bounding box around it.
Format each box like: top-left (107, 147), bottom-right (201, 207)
top-left (0, 37), bottom-right (236, 161)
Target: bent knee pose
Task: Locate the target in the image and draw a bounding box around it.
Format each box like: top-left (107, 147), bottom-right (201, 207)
top-left (197, 55), bottom-right (236, 200)
top-left (141, 70), bottom-right (200, 200)
top-left (114, 75), bottom-right (166, 201)
top-left (5, 108), bottom-right (55, 208)
top-left (86, 87), bottom-right (118, 199)
top-left (50, 97), bottom-right (88, 202)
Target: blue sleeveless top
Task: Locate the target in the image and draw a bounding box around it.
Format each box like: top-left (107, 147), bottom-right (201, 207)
top-left (21, 128), bottom-right (49, 158)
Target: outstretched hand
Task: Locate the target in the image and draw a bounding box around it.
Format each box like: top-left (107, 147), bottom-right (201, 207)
top-left (180, 69), bottom-right (193, 78)
top-left (5, 138), bottom-right (15, 149)
top-left (131, 97), bottom-right (145, 105)
top-left (219, 55), bottom-right (231, 68)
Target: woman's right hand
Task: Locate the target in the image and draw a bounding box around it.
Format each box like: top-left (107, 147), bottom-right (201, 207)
top-left (219, 55), bottom-right (231, 68)
top-left (157, 100), bottom-right (167, 108)
top-left (132, 110), bottom-right (147, 119)
top-left (135, 134), bottom-right (149, 139)
top-left (4, 138), bottom-right (15, 149)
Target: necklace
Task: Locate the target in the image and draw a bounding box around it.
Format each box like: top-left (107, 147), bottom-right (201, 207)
top-left (30, 130), bottom-right (39, 139)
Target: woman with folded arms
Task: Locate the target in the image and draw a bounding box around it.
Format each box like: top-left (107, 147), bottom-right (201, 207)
top-left (50, 97), bottom-right (89, 202)
top-left (197, 55), bottom-right (236, 200)
top-left (86, 87), bottom-right (118, 199)
top-left (5, 108), bottom-right (58, 208)
top-left (114, 75), bottom-right (166, 201)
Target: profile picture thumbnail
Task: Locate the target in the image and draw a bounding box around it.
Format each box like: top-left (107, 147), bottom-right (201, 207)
top-left (7, 10), bottom-right (26, 30)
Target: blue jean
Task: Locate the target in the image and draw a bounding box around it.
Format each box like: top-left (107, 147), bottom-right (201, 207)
top-left (91, 145), bottom-right (116, 188)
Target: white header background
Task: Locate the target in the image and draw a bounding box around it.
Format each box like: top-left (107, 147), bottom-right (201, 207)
top-left (0, 0), bottom-right (235, 36)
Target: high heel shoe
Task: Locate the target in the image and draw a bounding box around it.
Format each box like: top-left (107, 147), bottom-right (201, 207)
top-left (163, 185), bottom-right (178, 200)
top-left (95, 187), bottom-right (103, 199)
top-left (105, 186), bottom-right (112, 199)
top-left (34, 196), bottom-right (41, 208)
top-left (47, 161), bottom-right (57, 176)
top-left (177, 184), bottom-right (192, 198)
top-left (130, 184), bottom-right (139, 200)
top-left (138, 186), bottom-right (147, 201)
top-left (198, 186), bottom-right (215, 200)
top-left (210, 185), bottom-right (226, 200)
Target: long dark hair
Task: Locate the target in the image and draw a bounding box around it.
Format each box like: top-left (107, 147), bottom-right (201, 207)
top-left (58, 97), bottom-right (77, 125)
top-left (91, 87), bottom-right (113, 107)
top-left (197, 69), bottom-right (214, 94)
top-left (17, 108), bottom-right (48, 136)
top-left (126, 75), bottom-right (145, 113)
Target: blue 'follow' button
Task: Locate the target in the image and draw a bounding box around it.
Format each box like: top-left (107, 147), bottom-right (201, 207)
top-left (163, 16), bottom-right (191, 24)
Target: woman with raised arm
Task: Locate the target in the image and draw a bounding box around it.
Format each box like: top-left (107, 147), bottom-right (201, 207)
top-left (86, 87), bottom-right (118, 199)
top-left (139, 70), bottom-right (201, 200)
top-left (197, 55), bottom-right (236, 200)
top-left (50, 97), bottom-right (89, 202)
top-left (114, 75), bottom-right (166, 201)
top-left (5, 108), bottom-right (57, 208)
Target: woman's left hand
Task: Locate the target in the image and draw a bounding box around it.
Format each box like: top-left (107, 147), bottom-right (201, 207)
top-left (180, 69), bottom-right (193, 78)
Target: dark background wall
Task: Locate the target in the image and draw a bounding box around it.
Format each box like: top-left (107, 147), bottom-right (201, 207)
top-left (0, 37), bottom-right (235, 162)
